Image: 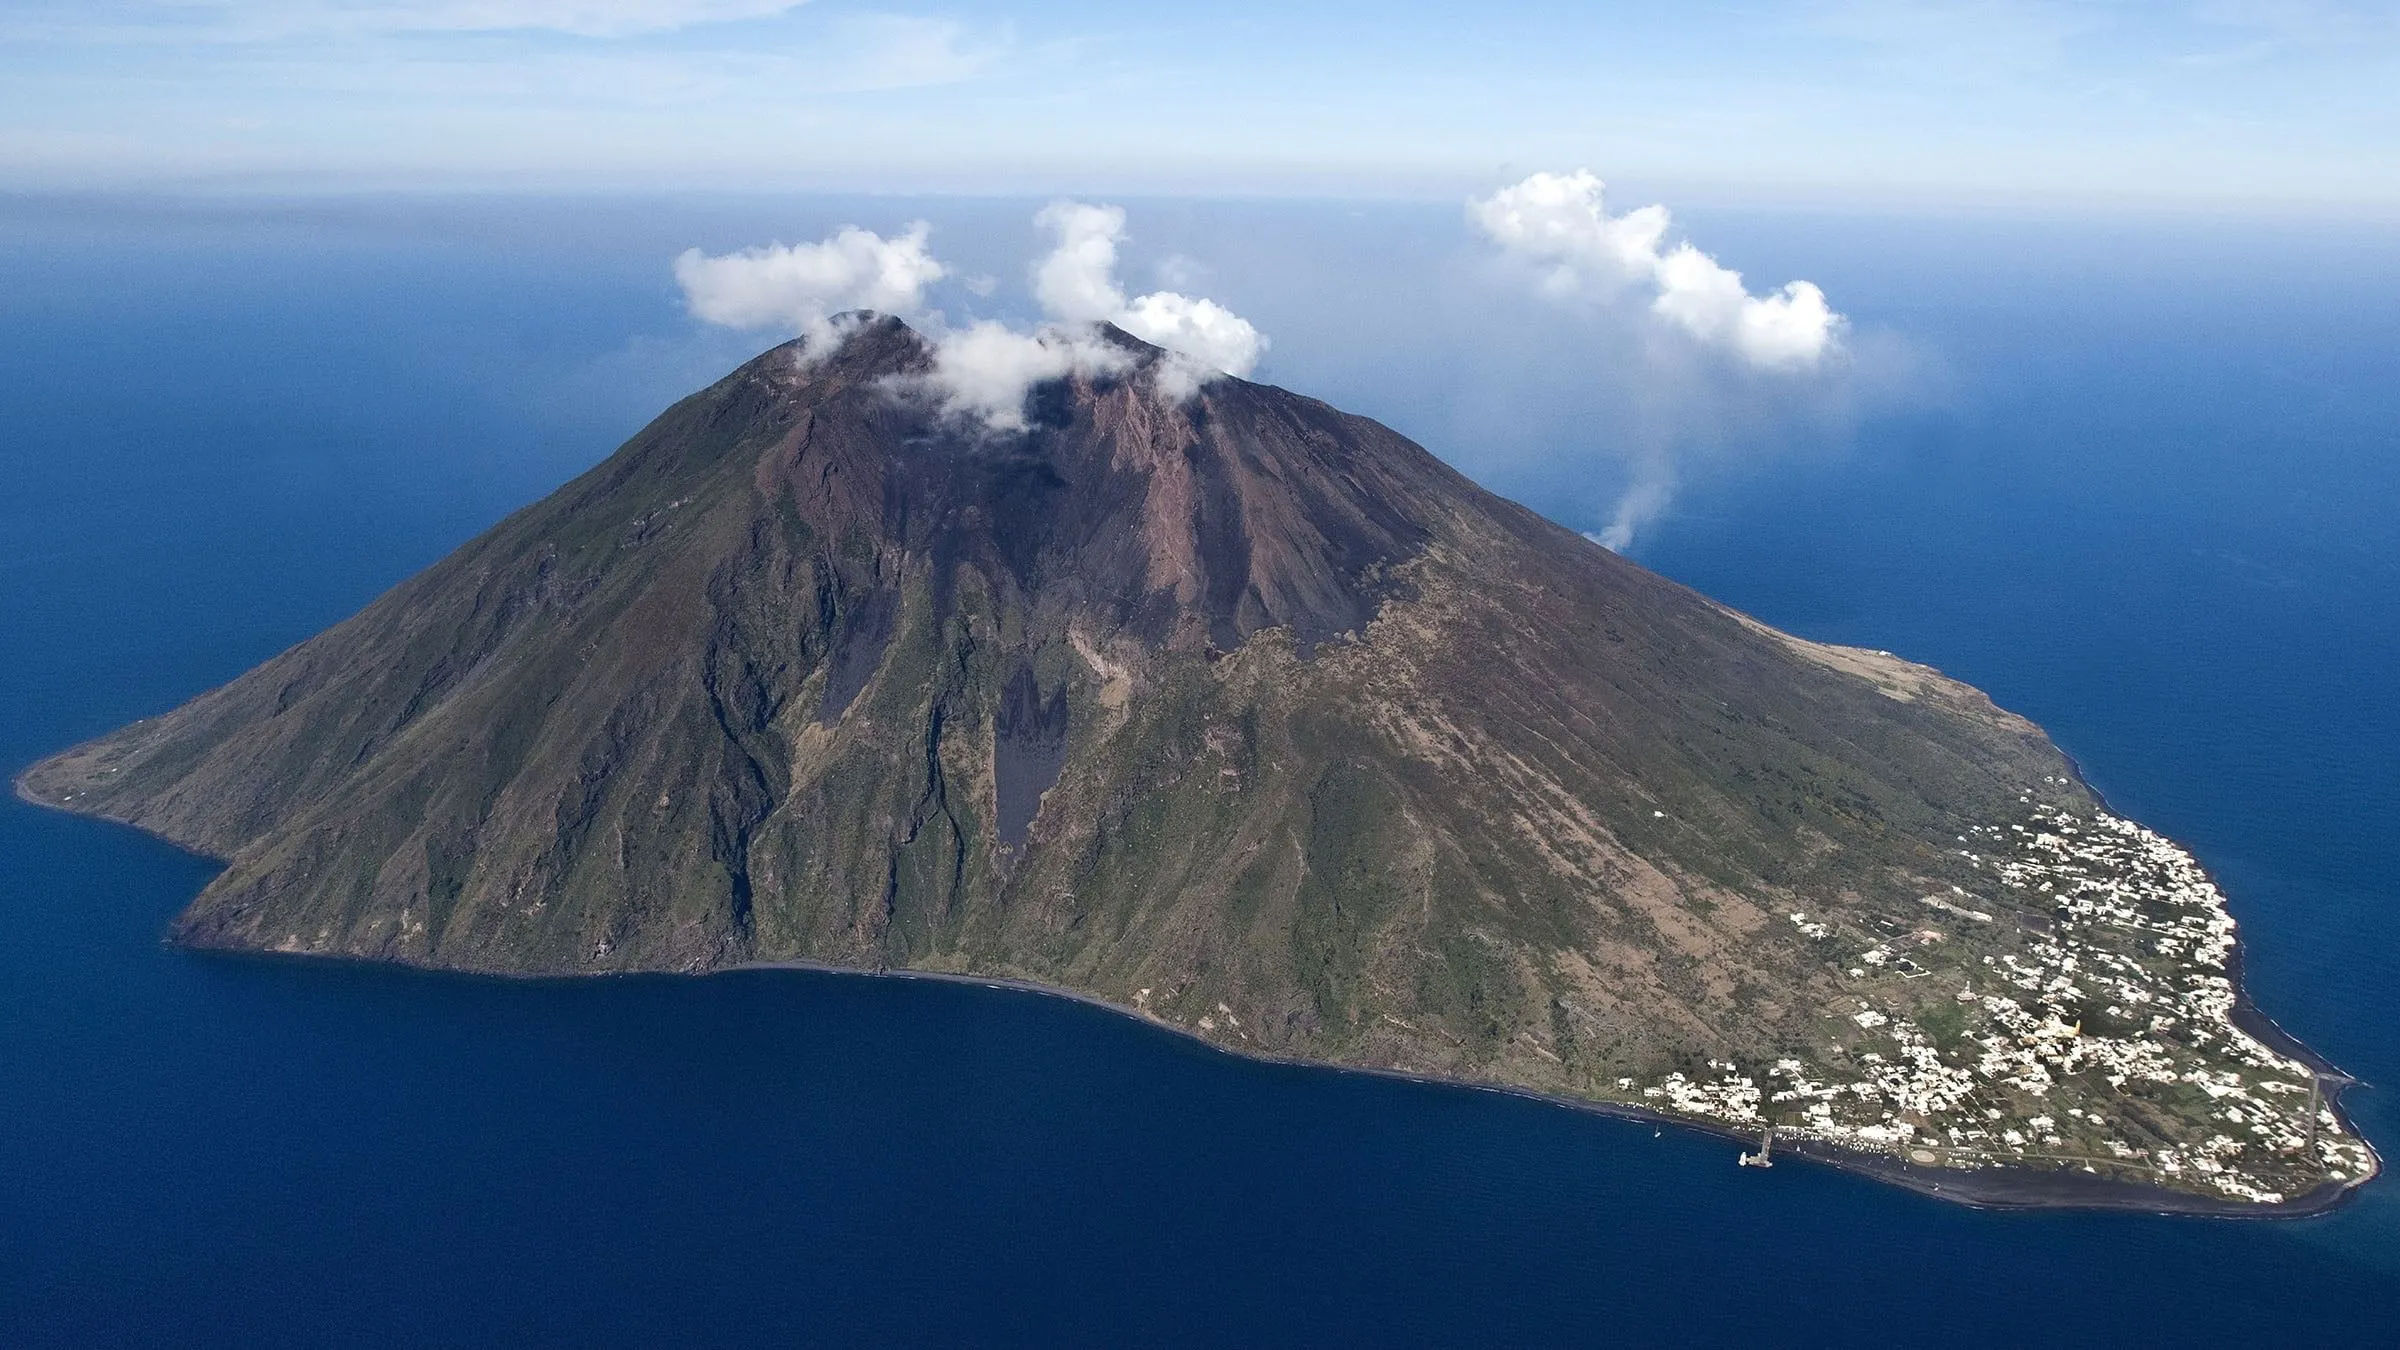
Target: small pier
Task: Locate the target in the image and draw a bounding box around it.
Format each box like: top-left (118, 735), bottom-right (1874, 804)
top-left (1738, 1124), bottom-right (1775, 1168)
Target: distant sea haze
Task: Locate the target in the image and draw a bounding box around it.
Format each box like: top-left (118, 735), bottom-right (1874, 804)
top-left (3, 195), bottom-right (2397, 1345)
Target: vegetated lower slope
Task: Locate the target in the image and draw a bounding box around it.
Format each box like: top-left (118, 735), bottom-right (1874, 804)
top-left (21, 316), bottom-right (2372, 1208)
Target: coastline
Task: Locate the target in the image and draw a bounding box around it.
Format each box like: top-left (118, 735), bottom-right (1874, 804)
top-left (717, 958), bottom-right (2375, 1220)
top-left (14, 760), bottom-right (2377, 1219)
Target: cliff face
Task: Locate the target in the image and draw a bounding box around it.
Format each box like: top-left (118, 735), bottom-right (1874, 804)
top-left (21, 316), bottom-right (2373, 1208)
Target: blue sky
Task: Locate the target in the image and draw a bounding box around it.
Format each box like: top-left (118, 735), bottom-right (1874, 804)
top-left (3, 1), bottom-right (2395, 207)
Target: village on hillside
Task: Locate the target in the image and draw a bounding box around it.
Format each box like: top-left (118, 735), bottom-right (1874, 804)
top-left (1617, 790), bottom-right (2376, 1205)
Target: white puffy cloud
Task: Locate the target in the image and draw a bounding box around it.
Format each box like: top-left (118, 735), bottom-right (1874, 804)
top-left (1029, 199), bottom-right (1268, 387)
top-left (672, 202), bottom-right (1263, 431)
top-left (673, 221), bottom-right (944, 353)
top-left (921, 321), bottom-right (1131, 432)
top-left (1119, 292), bottom-right (1269, 392)
top-left (1652, 244), bottom-right (1840, 369)
top-left (1468, 170), bottom-right (1671, 297)
top-left (917, 199), bottom-right (1271, 428)
top-left (1470, 170), bottom-right (1843, 370)
top-left (1030, 200), bottom-right (1130, 323)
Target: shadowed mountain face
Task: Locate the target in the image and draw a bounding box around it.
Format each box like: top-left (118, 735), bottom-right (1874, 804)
top-left (23, 316), bottom-right (2370, 1208)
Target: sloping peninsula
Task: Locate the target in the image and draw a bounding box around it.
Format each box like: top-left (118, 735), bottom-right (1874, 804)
top-left (19, 317), bottom-right (2376, 1212)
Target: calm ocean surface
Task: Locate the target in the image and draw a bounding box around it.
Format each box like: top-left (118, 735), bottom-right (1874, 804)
top-left (4, 196), bottom-right (2397, 1346)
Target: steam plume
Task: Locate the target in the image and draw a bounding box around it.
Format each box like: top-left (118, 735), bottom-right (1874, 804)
top-left (1470, 170), bottom-right (1853, 549)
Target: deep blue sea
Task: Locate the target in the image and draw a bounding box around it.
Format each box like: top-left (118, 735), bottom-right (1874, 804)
top-left (4, 194), bottom-right (2397, 1346)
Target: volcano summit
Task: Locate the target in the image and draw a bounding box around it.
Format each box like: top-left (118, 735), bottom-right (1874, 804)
top-left (19, 316), bottom-right (2374, 1211)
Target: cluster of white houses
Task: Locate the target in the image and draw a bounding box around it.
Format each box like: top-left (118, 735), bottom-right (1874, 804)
top-left (1618, 795), bottom-right (2374, 1203)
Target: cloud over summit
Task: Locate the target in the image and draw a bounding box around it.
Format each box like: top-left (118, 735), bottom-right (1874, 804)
top-left (921, 322), bottom-right (1130, 432)
top-left (936, 200), bottom-right (1268, 420)
top-left (672, 222), bottom-right (944, 354)
top-left (664, 184), bottom-right (1856, 553)
top-left (673, 201), bottom-right (1268, 430)
top-left (1028, 200), bottom-right (1268, 387)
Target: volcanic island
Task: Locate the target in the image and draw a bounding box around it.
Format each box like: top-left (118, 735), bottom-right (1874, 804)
top-left (19, 316), bottom-right (2377, 1213)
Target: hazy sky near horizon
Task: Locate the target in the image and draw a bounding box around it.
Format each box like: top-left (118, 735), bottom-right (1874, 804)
top-left (3, 1), bottom-right (2395, 207)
